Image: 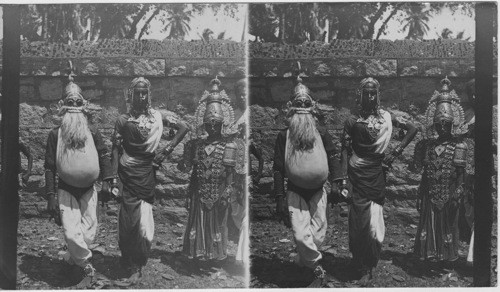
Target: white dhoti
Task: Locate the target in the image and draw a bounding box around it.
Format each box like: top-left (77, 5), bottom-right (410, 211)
top-left (231, 200), bottom-right (249, 263)
top-left (287, 187), bottom-right (327, 269)
top-left (58, 185), bottom-right (98, 268)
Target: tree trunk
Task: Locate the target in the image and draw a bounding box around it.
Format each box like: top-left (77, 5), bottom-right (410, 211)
top-left (364, 3), bottom-right (387, 39)
top-left (127, 4), bottom-right (150, 39)
top-left (71, 5), bottom-right (86, 40)
top-left (241, 9), bottom-right (247, 42)
top-left (0, 5), bottom-right (21, 289)
top-left (280, 8), bottom-right (285, 43)
top-left (309, 3), bottom-right (322, 42)
top-left (375, 3), bottom-right (404, 40)
top-left (42, 7), bottom-right (48, 39)
top-left (138, 7), bottom-right (160, 40)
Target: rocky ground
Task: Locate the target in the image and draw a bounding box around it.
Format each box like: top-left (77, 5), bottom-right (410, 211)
top-left (15, 173), bottom-right (247, 290)
top-left (248, 103), bottom-right (498, 288)
top-left (249, 181), bottom-right (498, 288)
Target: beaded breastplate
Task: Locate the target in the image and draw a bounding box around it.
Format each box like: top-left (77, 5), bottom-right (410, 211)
top-left (356, 113), bottom-right (386, 140)
top-left (128, 111), bottom-right (157, 139)
top-left (195, 140), bottom-right (227, 209)
top-left (425, 140), bottom-right (457, 209)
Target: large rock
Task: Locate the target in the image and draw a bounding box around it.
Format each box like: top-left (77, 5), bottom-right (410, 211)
top-left (132, 58), bottom-right (165, 77)
top-left (364, 59), bottom-right (397, 77)
top-left (75, 59), bottom-right (100, 76)
top-left (156, 183), bottom-right (189, 199)
top-left (101, 59), bottom-right (132, 76)
top-left (19, 103), bottom-right (47, 127)
top-left (158, 206), bottom-right (188, 224)
top-left (249, 105), bottom-right (280, 128)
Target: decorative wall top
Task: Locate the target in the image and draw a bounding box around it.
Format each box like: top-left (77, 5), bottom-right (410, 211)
top-left (11, 39), bottom-right (245, 59)
top-left (250, 39), bottom-right (495, 60)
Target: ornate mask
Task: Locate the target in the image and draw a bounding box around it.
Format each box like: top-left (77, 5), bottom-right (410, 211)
top-left (286, 77), bottom-right (316, 115)
top-left (424, 77), bottom-right (465, 138)
top-left (59, 74), bottom-right (87, 113)
top-left (194, 77), bottom-right (234, 137)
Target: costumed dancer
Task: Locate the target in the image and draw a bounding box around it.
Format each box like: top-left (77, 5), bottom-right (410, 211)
top-left (413, 77), bottom-right (469, 264)
top-left (179, 77), bottom-right (243, 262)
top-left (339, 77), bottom-right (417, 285)
top-left (273, 77), bottom-right (342, 288)
top-left (227, 78), bottom-right (250, 264)
top-left (44, 74), bottom-right (113, 288)
top-left (110, 77), bottom-right (189, 283)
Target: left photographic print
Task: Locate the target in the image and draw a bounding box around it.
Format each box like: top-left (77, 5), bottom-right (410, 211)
top-left (0, 3), bottom-right (248, 289)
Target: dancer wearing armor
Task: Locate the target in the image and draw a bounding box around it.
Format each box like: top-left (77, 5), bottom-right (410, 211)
top-left (179, 77), bottom-right (244, 261)
top-left (339, 77), bottom-right (417, 285)
top-left (273, 77), bottom-right (342, 287)
top-left (110, 77), bottom-right (189, 282)
top-left (413, 77), bottom-right (470, 263)
top-left (44, 74), bottom-right (113, 288)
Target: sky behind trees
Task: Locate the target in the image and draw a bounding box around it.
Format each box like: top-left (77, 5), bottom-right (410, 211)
top-left (0, 3), bottom-right (475, 42)
top-left (0, 4), bottom-right (246, 42)
top-left (248, 3), bottom-right (475, 43)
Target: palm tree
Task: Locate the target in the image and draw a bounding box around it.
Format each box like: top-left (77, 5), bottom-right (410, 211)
top-left (202, 28), bottom-right (214, 42)
top-left (455, 30), bottom-right (471, 41)
top-left (402, 4), bottom-right (431, 40)
top-left (164, 4), bottom-right (192, 40)
top-left (437, 28), bottom-right (453, 39)
top-left (435, 28), bottom-right (471, 41)
top-left (217, 31), bottom-right (226, 40)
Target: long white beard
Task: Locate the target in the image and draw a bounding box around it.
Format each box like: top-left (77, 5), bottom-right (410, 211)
top-left (288, 113), bottom-right (317, 151)
top-left (60, 112), bottom-right (89, 150)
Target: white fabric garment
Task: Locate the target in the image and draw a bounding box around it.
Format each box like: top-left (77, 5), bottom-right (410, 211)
top-left (374, 110), bottom-right (393, 154)
top-left (369, 201), bottom-right (385, 243)
top-left (56, 128), bottom-right (99, 188)
top-left (287, 187), bottom-right (327, 269)
top-left (285, 129), bottom-right (328, 189)
top-left (230, 188), bottom-right (248, 263)
top-left (119, 198), bottom-right (155, 244)
top-left (356, 110), bottom-right (393, 154)
top-left (59, 185), bottom-right (97, 267)
top-left (139, 200), bottom-right (155, 242)
top-left (467, 228), bottom-right (474, 264)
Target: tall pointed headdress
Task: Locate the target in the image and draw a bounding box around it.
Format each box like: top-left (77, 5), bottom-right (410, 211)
top-left (424, 76), bottom-right (465, 138)
top-left (194, 76), bottom-right (234, 136)
top-left (59, 61), bottom-right (87, 113)
top-left (285, 76), bottom-right (318, 115)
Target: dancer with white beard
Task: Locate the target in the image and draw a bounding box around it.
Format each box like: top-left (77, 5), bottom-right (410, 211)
top-left (44, 75), bottom-right (114, 288)
top-left (273, 77), bottom-right (342, 288)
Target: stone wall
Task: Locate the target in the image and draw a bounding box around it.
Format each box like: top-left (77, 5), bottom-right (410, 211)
top-left (10, 39), bottom-right (245, 153)
top-left (248, 40), bottom-right (497, 111)
top-left (7, 39), bottom-right (245, 220)
top-left (249, 40), bottom-right (497, 209)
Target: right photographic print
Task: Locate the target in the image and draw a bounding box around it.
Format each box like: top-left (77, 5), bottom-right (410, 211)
top-left (248, 2), bottom-right (497, 288)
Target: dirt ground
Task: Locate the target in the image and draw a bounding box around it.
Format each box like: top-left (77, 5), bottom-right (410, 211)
top-left (15, 175), bottom-right (247, 290)
top-left (249, 188), bottom-right (498, 288)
